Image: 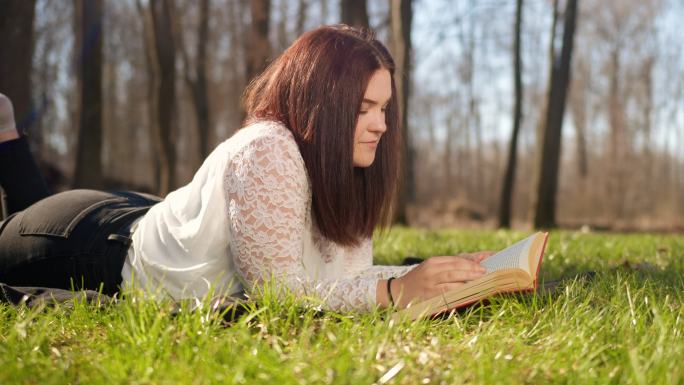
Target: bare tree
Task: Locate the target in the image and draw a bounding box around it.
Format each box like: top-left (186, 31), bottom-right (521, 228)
top-left (100, 1), bottom-right (148, 190)
top-left (606, 47), bottom-right (627, 219)
top-left (498, 0), bottom-right (524, 228)
top-left (0, 0), bottom-right (36, 216)
top-left (464, 0), bottom-right (483, 204)
top-left (174, 0), bottom-right (212, 160)
top-left (137, 0), bottom-right (161, 192)
top-left (73, 0), bottom-right (104, 189)
top-left (340, 0), bottom-right (369, 28)
top-left (390, 0), bottom-right (414, 224)
top-left (531, 0), bottom-right (578, 228)
top-left (320, 0), bottom-right (329, 24)
top-left (0, 0), bottom-right (37, 133)
top-left (151, 0), bottom-right (178, 194)
top-left (568, 54), bottom-right (589, 178)
top-left (443, 112), bottom-right (457, 199)
top-left (226, 0), bottom-right (248, 132)
top-left (137, 0), bottom-right (177, 195)
top-left (10, 0), bottom-right (684, 230)
top-left (296, 0), bottom-right (308, 36)
top-left (576, 0), bottom-right (662, 224)
top-left (246, 0), bottom-right (271, 84)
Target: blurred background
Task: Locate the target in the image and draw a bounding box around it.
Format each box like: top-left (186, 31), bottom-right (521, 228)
top-left (0, 0), bottom-right (682, 231)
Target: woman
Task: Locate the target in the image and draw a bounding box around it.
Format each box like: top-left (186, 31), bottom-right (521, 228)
top-left (0, 25), bottom-right (489, 312)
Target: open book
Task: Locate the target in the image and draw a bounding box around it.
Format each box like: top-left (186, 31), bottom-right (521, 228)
top-left (394, 232), bottom-right (549, 321)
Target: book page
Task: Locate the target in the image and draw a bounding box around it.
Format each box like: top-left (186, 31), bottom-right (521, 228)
top-left (480, 234), bottom-right (536, 275)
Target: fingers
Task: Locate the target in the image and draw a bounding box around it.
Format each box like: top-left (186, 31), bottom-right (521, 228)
top-left (468, 251), bottom-right (495, 262)
top-left (397, 254), bottom-right (492, 307)
top-left (421, 283), bottom-right (467, 301)
top-left (433, 268), bottom-right (486, 284)
top-left (436, 282), bottom-right (465, 294)
top-left (429, 251), bottom-right (494, 264)
top-left (427, 255), bottom-right (486, 272)
top-left (426, 255), bottom-right (462, 264)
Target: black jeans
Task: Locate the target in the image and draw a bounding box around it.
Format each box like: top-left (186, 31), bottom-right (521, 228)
top-left (0, 137), bottom-right (161, 295)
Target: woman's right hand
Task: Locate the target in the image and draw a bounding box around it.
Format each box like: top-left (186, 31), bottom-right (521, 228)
top-left (391, 253), bottom-right (491, 309)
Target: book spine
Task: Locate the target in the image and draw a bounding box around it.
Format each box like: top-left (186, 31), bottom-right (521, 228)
top-left (534, 232), bottom-right (550, 289)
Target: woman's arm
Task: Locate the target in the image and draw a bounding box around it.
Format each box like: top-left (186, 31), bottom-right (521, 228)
top-left (342, 238), bottom-right (491, 308)
top-left (225, 130), bottom-right (396, 311)
top-left (225, 127), bottom-right (489, 311)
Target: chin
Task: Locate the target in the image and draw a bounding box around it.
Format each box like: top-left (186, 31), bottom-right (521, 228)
top-left (353, 157), bottom-right (375, 168)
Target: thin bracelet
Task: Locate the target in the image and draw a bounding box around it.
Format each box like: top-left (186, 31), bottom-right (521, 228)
top-left (387, 277), bottom-right (396, 307)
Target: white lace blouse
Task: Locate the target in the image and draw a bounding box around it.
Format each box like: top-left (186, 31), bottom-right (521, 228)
top-left (121, 120), bottom-right (414, 311)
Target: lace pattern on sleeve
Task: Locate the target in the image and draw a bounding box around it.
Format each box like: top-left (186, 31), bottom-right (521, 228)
top-left (337, 237), bottom-right (416, 302)
top-left (224, 124), bottom-right (413, 312)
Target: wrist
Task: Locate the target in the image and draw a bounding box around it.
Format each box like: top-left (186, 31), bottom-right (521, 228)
top-left (376, 279), bottom-right (390, 308)
top-left (387, 277), bottom-right (396, 308)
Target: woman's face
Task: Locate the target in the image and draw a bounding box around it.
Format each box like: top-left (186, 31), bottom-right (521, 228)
top-left (353, 68), bottom-right (392, 168)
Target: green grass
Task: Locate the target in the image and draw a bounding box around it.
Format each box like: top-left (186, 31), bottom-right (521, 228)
top-left (2, 228), bottom-right (684, 384)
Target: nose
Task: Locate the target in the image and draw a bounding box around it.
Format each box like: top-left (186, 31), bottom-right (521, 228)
top-left (369, 113), bottom-right (387, 134)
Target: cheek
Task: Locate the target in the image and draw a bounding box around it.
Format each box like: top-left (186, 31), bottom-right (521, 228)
top-left (354, 116), bottom-right (368, 141)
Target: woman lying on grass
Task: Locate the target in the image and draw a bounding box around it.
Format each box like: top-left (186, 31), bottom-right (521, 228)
top-left (0, 25), bottom-right (491, 312)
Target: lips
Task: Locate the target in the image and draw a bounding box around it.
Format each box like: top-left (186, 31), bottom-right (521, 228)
top-left (360, 138), bottom-right (380, 144)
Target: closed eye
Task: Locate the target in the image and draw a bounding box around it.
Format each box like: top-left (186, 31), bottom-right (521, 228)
top-left (359, 100), bottom-right (388, 115)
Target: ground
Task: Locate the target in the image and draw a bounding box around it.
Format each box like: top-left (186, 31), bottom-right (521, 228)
top-left (2, 228), bottom-right (683, 384)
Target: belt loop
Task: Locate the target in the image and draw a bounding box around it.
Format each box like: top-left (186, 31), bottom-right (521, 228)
top-left (106, 211), bottom-right (143, 247)
top-left (107, 233), bottom-right (132, 246)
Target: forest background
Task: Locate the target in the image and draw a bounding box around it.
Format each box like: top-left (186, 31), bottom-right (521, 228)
top-left (1, 0), bottom-right (682, 232)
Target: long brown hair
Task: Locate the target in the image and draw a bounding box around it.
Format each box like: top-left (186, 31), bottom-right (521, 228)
top-left (243, 25), bottom-right (401, 247)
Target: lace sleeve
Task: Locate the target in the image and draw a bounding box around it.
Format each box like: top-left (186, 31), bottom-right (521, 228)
top-left (225, 130), bottom-right (408, 312)
top-left (342, 238), bottom-right (416, 279)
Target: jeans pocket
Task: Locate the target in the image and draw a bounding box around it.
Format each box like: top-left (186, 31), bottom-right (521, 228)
top-left (18, 189), bottom-right (127, 238)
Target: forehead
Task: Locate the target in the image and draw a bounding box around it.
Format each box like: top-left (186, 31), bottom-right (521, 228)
top-left (362, 69), bottom-right (392, 102)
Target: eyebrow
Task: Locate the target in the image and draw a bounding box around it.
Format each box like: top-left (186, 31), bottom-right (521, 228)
top-left (361, 98), bottom-right (389, 106)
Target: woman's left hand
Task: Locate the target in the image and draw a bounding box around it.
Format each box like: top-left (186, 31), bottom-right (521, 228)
top-left (456, 250), bottom-right (495, 263)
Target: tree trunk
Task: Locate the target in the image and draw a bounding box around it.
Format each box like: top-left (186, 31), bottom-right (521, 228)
top-left (242, 0), bottom-right (270, 122)
top-left (320, 0), bottom-right (329, 24)
top-left (174, 0), bottom-right (212, 161)
top-left (196, 0), bottom-right (211, 159)
top-left (296, 0), bottom-right (308, 36)
top-left (465, 2), bottom-right (482, 203)
top-left (443, 115), bottom-right (455, 199)
top-left (603, 47), bottom-right (626, 221)
top-left (340, 0), bottom-right (369, 28)
top-left (150, 0), bottom-right (177, 195)
top-left (640, 56), bottom-right (655, 214)
top-left (246, 0), bottom-right (271, 83)
top-left (277, 0), bottom-right (288, 51)
top-left (390, 0), bottom-right (413, 224)
top-left (136, 0), bottom-right (162, 193)
top-left (0, 0), bottom-right (36, 217)
top-left (225, 0), bottom-right (247, 133)
top-left (0, 0), bottom-right (37, 133)
top-left (569, 56), bottom-right (588, 178)
top-left (73, 0), bottom-right (104, 189)
top-left (498, 0), bottom-right (524, 229)
top-left (136, 0), bottom-right (177, 196)
top-left (531, 0), bottom-right (578, 229)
